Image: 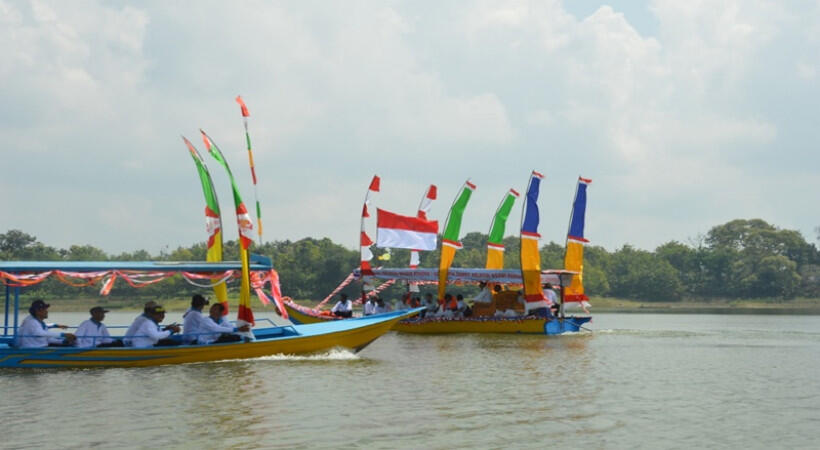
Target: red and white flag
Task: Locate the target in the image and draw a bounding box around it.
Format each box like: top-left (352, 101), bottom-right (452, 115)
top-left (376, 209), bottom-right (438, 251)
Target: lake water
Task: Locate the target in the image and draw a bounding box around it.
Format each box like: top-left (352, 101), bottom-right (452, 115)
top-left (1, 312), bottom-right (819, 449)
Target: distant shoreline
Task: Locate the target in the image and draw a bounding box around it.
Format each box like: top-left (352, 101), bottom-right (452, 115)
top-left (588, 297), bottom-right (820, 315)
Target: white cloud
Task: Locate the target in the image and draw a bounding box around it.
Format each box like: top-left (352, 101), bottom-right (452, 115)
top-left (0, 0), bottom-right (817, 255)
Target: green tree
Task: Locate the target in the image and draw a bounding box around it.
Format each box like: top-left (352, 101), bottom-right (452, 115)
top-left (609, 245), bottom-right (683, 301)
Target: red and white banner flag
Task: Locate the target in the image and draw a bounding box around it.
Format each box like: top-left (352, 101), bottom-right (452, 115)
top-left (376, 209), bottom-right (438, 251)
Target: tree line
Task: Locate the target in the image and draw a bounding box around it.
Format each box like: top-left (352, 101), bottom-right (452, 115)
top-left (2, 218), bottom-right (818, 302)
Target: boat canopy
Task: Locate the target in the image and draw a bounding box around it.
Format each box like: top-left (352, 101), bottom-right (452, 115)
top-left (352, 267), bottom-right (576, 287)
top-left (0, 254), bottom-right (271, 274)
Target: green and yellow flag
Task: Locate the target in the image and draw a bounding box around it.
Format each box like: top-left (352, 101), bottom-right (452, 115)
top-left (485, 188), bottom-right (519, 270)
top-left (201, 129), bottom-right (255, 325)
top-left (438, 180), bottom-right (476, 301)
top-left (182, 136), bottom-right (230, 314)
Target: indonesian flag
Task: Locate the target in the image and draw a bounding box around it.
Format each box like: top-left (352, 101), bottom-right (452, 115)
top-left (376, 209), bottom-right (438, 251)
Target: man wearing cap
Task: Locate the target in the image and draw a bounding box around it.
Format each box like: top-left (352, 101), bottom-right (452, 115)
top-left (124, 304), bottom-right (181, 348)
top-left (75, 306), bottom-right (119, 348)
top-left (183, 294), bottom-right (250, 344)
top-left (15, 299), bottom-right (76, 348)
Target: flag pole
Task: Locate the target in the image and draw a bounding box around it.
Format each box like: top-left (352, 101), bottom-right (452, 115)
top-left (236, 96), bottom-right (263, 246)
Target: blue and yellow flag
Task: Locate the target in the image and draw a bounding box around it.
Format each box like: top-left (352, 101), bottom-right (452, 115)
top-left (564, 177), bottom-right (592, 302)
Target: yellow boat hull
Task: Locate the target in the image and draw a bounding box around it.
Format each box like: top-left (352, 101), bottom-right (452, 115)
top-left (0, 310), bottom-right (418, 368)
top-left (284, 301), bottom-right (340, 325)
top-left (394, 316), bottom-right (591, 335)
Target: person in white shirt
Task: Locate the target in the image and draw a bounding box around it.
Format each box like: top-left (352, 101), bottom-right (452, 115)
top-left (75, 306), bottom-right (119, 348)
top-left (543, 283), bottom-right (559, 317)
top-left (15, 299), bottom-right (75, 348)
top-left (473, 282), bottom-right (492, 303)
top-left (124, 304), bottom-right (181, 348)
top-left (422, 293), bottom-right (437, 318)
top-left (373, 297), bottom-right (391, 314)
top-left (331, 293), bottom-right (353, 318)
top-left (183, 294), bottom-right (250, 344)
top-left (198, 303), bottom-right (249, 344)
top-left (182, 294), bottom-right (251, 344)
top-left (363, 297), bottom-right (376, 316)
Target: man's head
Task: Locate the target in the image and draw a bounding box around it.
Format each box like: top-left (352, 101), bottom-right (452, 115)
top-left (191, 294), bottom-right (209, 310)
top-left (143, 301), bottom-right (158, 314)
top-left (146, 305), bottom-right (166, 323)
top-left (493, 284), bottom-right (502, 293)
top-left (543, 283), bottom-right (553, 290)
top-left (457, 294), bottom-right (464, 301)
top-left (209, 303), bottom-right (225, 320)
top-left (29, 299), bottom-right (50, 319)
top-left (90, 306), bottom-right (109, 322)
top-left (340, 293), bottom-right (349, 301)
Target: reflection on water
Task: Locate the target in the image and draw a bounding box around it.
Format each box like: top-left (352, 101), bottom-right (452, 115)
top-left (2, 313), bottom-right (819, 448)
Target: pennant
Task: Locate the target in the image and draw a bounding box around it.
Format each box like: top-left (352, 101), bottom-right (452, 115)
top-left (564, 177), bottom-right (592, 302)
top-left (182, 136), bottom-right (230, 314)
top-left (438, 180), bottom-right (476, 300)
top-left (201, 129), bottom-right (254, 325)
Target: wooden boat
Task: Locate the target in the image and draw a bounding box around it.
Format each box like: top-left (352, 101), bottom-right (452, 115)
top-left (0, 259), bottom-right (422, 368)
top-left (292, 173), bottom-right (595, 336)
top-left (284, 268), bottom-right (591, 335)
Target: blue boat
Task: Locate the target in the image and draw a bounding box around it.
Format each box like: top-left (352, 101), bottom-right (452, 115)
top-left (0, 259), bottom-right (423, 368)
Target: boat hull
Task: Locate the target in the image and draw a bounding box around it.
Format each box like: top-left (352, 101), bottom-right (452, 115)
top-left (285, 301), bottom-right (343, 325)
top-left (393, 316), bottom-right (591, 335)
top-left (284, 302), bottom-right (590, 335)
top-left (0, 309), bottom-right (419, 368)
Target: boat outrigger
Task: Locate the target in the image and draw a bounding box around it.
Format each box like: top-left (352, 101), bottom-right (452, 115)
top-left (0, 258), bottom-right (422, 368)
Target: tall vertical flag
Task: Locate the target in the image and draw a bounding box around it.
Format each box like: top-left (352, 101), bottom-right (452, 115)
top-left (360, 175), bottom-right (380, 281)
top-left (520, 171), bottom-right (548, 312)
top-left (201, 129), bottom-right (255, 326)
top-left (409, 185), bottom-right (437, 268)
top-left (437, 180), bottom-right (476, 301)
top-left (485, 189), bottom-right (519, 270)
top-left (235, 96), bottom-right (263, 246)
top-left (564, 177), bottom-right (592, 302)
top-left (182, 136), bottom-right (230, 314)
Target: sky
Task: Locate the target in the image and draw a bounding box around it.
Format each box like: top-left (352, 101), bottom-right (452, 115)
top-left (1, 0), bottom-right (818, 255)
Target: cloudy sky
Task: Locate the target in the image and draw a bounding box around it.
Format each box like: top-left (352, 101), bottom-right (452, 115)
top-left (1, 0), bottom-right (818, 255)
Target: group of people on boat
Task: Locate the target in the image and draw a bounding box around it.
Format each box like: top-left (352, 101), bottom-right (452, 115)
top-left (323, 281), bottom-right (567, 321)
top-left (14, 295), bottom-right (251, 349)
top-left (329, 293), bottom-right (394, 317)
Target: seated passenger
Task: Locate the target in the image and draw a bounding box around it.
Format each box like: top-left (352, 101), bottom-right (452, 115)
top-left (198, 303), bottom-right (250, 344)
top-left (124, 304), bottom-right (181, 348)
top-left (363, 296), bottom-right (376, 316)
top-left (422, 293), bottom-right (437, 318)
top-left (75, 306), bottom-right (121, 348)
top-left (473, 282), bottom-right (492, 304)
top-left (373, 297), bottom-right (391, 314)
top-left (15, 299), bottom-right (75, 348)
top-left (331, 293), bottom-right (353, 318)
top-left (182, 294), bottom-right (211, 344)
top-left (456, 294), bottom-right (472, 317)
